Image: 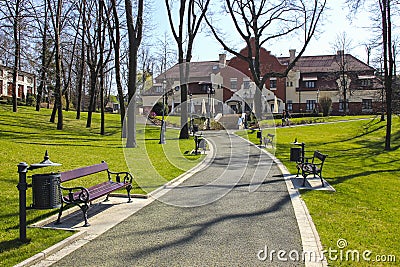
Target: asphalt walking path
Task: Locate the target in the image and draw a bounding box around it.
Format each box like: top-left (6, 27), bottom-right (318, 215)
top-left (51, 131), bottom-right (303, 266)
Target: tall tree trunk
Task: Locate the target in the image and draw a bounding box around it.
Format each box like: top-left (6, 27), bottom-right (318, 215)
top-left (50, 104), bottom-right (56, 122)
top-left (54, 0), bottom-right (63, 130)
top-left (99, 0), bottom-right (105, 135)
top-left (125, 0), bottom-right (143, 148)
top-left (36, 0), bottom-right (48, 112)
top-left (76, 0), bottom-right (86, 119)
top-left (12, 0), bottom-right (21, 113)
top-left (111, 0), bottom-right (125, 126)
top-left (86, 69), bottom-right (96, 128)
top-left (382, 0), bottom-right (393, 150)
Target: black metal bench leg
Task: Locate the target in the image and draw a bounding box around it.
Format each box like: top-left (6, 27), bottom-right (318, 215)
top-left (80, 203), bottom-right (90, 227)
top-left (126, 185), bottom-right (132, 203)
top-left (302, 171), bottom-right (307, 187)
top-left (319, 173), bottom-right (324, 187)
top-left (55, 203), bottom-right (64, 225)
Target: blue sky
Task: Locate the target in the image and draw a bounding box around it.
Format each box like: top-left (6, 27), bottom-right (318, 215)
top-left (154, 0), bottom-right (375, 64)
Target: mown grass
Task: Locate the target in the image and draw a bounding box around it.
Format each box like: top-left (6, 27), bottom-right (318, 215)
top-left (239, 116), bottom-right (400, 266)
top-left (0, 105), bottom-right (202, 266)
top-left (258, 114), bottom-right (374, 128)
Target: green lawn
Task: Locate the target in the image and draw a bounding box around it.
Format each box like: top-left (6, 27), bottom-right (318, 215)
top-left (0, 105), bottom-right (202, 266)
top-left (240, 116), bottom-right (400, 266)
top-left (258, 114), bottom-right (374, 128)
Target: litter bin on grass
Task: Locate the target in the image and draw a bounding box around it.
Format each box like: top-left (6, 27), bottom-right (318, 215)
top-left (290, 147), bottom-right (302, 162)
top-left (32, 173), bottom-right (62, 209)
top-left (290, 140), bottom-right (305, 163)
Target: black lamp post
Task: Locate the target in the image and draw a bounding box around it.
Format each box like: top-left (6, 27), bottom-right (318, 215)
top-left (159, 80), bottom-right (166, 144)
top-left (207, 86), bottom-right (215, 130)
top-left (17, 151), bottom-right (61, 242)
top-left (189, 92), bottom-right (193, 133)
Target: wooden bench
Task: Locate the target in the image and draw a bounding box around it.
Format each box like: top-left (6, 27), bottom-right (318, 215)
top-left (56, 161), bottom-right (133, 227)
top-left (263, 133), bottom-right (275, 147)
top-left (296, 150), bottom-right (327, 187)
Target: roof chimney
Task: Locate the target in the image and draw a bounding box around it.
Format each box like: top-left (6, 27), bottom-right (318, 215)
top-left (219, 54), bottom-right (226, 67)
top-left (289, 49), bottom-right (296, 63)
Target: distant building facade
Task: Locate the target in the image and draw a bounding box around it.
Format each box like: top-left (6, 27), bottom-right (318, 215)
top-left (0, 64), bottom-right (36, 101)
top-left (142, 44), bottom-right (383, 116)
top-left (280, 50), bottom-right (383, 115)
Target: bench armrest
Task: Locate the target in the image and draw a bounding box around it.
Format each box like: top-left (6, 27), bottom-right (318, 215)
top-left (107, 170), bottom-right (133, 184)
top-left (60, 185), bottom-right (90, 203)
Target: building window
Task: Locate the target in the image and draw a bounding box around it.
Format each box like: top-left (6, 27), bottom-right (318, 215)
top-left (0, 69), bottom-right (3, 76)
top-left (362, 99), bottom-right (372, 110)
top-left (230, 78), bottom-right (237, 90)
top-left (0, 80), bottom-right (3, 94)
top-left (18, 84), bottom-right (24, 98)
top-left (305, 81), bottom-right (315, 88)
top-left (306, 100), bottom-right (316, 111)
top-left (286, 100), bottom-right (293, 111)
top-left (154, 86), bottom-right (162, 93)
top-left (270, 78), bottom-right (277, 89)
top-left (243, 79), bottom-right (250, 89)
top-left (27, 86), bottom-right (33, 95)
top-left (286, 81), bottom-right (293, 87)
top-left (360, 79), bottom-right (371, 86)
top-left (27, 77), bottom-right (33, 84)
top-left (18, 74), bottom-right (24, 82)
top-left (7, 82), bottom-right (12, 96)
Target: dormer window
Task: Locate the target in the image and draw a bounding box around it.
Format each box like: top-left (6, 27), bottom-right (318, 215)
top-left (305, 81), bottom-right (315, 88)
top-left (230, 78), bottom-right (237, 90)
top-left (358, 75), bottom-right (374, 87)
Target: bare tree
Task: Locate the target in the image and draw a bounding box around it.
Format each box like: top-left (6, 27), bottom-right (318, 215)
top-left (85, 0), bottom-right (112, 131)
top-left (205, 0), bottom-right (326, 118)
top-left (34, 0), bottom-right (49, 111)
top-left (125, 0), bottom-right (144, 147)
top-left (107, 0), bottom-right (126, 126)
top-left (333, 32), bottom-right (353, 115)
top-left (1, 0), bottom-right (28, 112)
top-left (47, 0), bottom-right (63, 130)
top-left (347, 0), bottom-right (397, 150)
top-left (76, 0), bottom-right (86, 119)
top-left (165, 0), bottom-right (211, 139)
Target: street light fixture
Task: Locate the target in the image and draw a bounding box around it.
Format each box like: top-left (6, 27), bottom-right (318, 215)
top-left (189, 91), bottom-right (193, 133)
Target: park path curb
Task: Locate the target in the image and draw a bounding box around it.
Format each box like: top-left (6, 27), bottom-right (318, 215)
top-left (16, 138), bottom-right (214, 267)
top-left (235, 134), bottom-right (328, 267)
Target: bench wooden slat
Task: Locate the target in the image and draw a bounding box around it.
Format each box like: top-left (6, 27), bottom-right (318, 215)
top-left (60, 162), bottom-right (109, 182)
top-left (63, 181), bottom-right (128, 202)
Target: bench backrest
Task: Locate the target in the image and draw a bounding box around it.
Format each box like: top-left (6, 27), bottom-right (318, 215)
top-left (313, 151), bottom-right (327, 164)
top-left (60, 162), bottom-right (109, 183)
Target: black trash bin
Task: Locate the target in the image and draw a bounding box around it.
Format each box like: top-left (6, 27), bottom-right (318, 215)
top-left (32, 173), bottom-right (62, 209)
top-left (290, 147), bottom-right (301, 162)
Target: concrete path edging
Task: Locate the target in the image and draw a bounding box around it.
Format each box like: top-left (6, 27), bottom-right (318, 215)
top-left (235, 134), bottom-right (328, 267)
